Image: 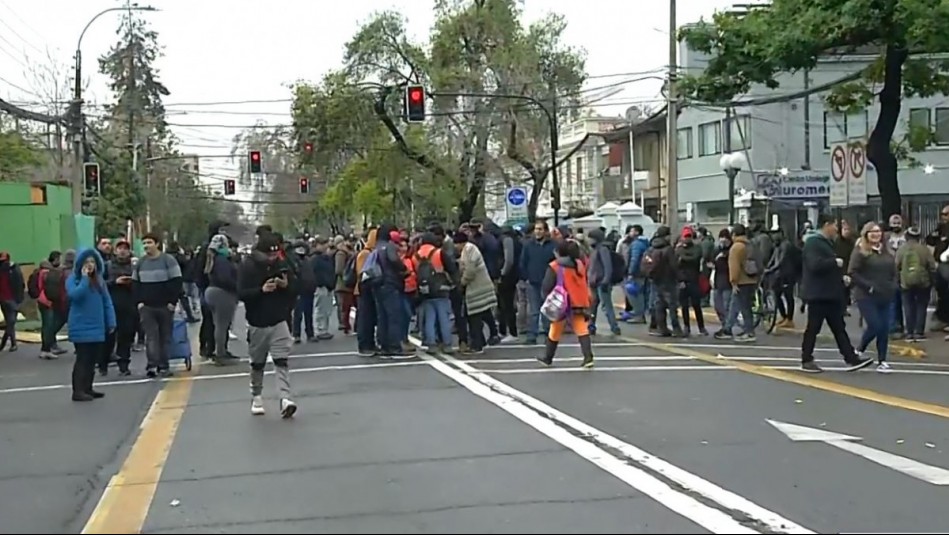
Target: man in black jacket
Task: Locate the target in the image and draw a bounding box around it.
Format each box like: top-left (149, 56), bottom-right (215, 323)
top-left (799, 214), bottom-right (872, 373)
top-left (238, 233), bottom-right (298, 418)
top-left (925, 205), bottom-right (949, 328)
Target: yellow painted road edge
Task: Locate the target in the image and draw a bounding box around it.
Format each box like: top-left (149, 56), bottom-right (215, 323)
top-left (619, 334), bottom-right (949, 420)
top-left (612, 301), bottom-right (927, 359)
top-left (82, 337), bottom-right (200, 534)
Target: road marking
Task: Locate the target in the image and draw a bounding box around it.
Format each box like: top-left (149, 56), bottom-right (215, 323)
top-left (489, 365), bottom-right (727, 374)
top-left (466, 355), bottom-right (949, 369)
top-left (768, 420), bottom-right (949, 486)
top-left (0, 361), bottom-right (424, 396)
top-left (417, 350), bottom-right (812, 533)
top-left (623, 336), bottom-right (949, 420)
top-left (466, 355), bottom-right (695, 364)
top-left (82, 377), bottom-right (193, 534)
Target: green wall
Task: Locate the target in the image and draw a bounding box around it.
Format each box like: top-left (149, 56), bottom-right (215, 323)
top-left (0, 183), bottom-right (90, 265)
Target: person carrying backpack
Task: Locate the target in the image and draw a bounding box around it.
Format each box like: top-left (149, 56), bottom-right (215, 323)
top-left (414, 232), bottom-right (458, 353)
top-left (895, 226), bottom-right (937, 341)
top-left (586, 228), bottom-right (622, 336)
top-left (37, 251), bottom-right (69, 359)
top-left (641, 226), bottom-right (683, 337)
top-left (536, 240), bottom-right (594, 368)
top-left (0, 251), bottom-right (25, 352)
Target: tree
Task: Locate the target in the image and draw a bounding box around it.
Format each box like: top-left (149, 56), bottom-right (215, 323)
top-left (0, 127), bottom-right (44, 180)
top-left (230, 125), bottom-right (307, 231)
top-left (678, 0), bottom-right (949, 218)
top-left (327, 0), bottom-right (585, 222)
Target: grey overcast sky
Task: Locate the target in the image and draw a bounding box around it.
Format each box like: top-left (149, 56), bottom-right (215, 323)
top-left (0, 0), bottom-right (733, 193)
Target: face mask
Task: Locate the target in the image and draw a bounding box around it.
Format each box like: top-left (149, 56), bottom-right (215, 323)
top-left (891, 225), bottom-right (902, 232)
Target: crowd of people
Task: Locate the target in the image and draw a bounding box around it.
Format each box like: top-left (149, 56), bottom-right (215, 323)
top-left (1, 204), bottom-right (948, 412)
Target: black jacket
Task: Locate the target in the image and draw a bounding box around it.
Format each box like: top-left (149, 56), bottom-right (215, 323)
top-left (237, 251), bottom-right (297, 328)
top-left (648, 235), bottom-right (677, 286)
top-left (800, 233), bottom-right (846, 302)
top-left (674, 242), bottom-right (703, 284)
top-left (106, 257), bottom-right (136, 311)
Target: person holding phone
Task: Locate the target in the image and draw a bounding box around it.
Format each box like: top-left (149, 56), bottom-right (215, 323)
top-left (66, 249), bottom-right (116, 401)
top-left (105, 240), bottom-right (137, 375)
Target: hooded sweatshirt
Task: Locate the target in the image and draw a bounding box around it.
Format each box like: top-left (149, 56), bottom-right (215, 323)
top-left (106, 254), bottom-right (136, 312)
top-left (237, 235), bottom-right (297, 328)
top-left (586, 228), bottom-right (614, 287)
top-left (648, 227), bottom-right (677, 286)
top-left (65, 249), bottom-right (116, 343)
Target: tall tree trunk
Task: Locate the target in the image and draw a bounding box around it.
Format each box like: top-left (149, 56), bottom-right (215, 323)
top-left (867, 45), bottom-right (908, 219)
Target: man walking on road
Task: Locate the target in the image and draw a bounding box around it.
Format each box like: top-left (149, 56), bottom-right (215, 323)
top-left (133, 233), bottom-right (184, 378)
top-left (237, 233), bottom-right (298, 418)
top-left (799, 214), bottom-right (873, 373)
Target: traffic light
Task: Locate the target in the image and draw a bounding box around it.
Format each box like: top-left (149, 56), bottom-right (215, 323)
top-left (83, 162), bottom-right (100, 195)
top-left (404, 85), bottom-right (426, 123)
top-left (302, 141), bottom-right (313, 154)
top-left (299, 177), bottom-right (309, 194)
top-left (224, 179), bottom-right (236, 196)
top-left (248, 150), bottom-right (262, 174)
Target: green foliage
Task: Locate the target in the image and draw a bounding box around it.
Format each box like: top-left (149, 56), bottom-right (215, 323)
top-left (677, 0), bottom-right (949, 216)
top-left (0, 129), bottom-right (44, 180)
top-left (92, 12), bottom-right (247, 243)
top-left (292, 0), bottom-right (586, 223)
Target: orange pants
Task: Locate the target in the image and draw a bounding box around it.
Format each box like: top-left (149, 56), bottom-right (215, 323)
top-left (548, 313), bottom-right (589, 342)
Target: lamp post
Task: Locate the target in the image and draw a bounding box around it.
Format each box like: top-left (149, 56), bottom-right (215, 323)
top-left (720, 152), bottom-right (747, 225)
top-left (71, 4), bottom-right (157, 214)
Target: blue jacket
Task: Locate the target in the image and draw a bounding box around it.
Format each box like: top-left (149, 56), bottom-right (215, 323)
top-left (627, 236), bottom-right (650, 277)
top-left (519, 238), bottom-right (556, 286)
top-left (66, 248), bottom-right (116, 344)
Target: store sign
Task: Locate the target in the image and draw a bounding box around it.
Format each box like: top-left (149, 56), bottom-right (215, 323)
top-left (753, 172), bottom-right (831, 199)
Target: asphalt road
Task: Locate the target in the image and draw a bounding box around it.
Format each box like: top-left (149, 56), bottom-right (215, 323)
top-left (2, 305), bottom-right (948, 534)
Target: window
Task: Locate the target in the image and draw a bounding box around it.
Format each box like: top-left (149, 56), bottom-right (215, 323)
top-left (698, 121), bottom-right (721, 156)
top-left (575, 156), bottom-right (583, 182)
top-left (726, 116), bottom-right (752, 151)
top-left (633, 138), bottom-right (653, 171)
top-left (677, 127), bottom-right (693, 159)
top-left (935, 108), bottom-right (949, 145)
top-left (909, 108), bottom-right (931, 134)
top-left (823, 111), bottom-right (869, 148)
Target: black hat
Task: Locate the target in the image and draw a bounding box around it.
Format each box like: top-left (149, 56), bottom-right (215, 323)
top-left (255, 233), bottom-right (280, 253)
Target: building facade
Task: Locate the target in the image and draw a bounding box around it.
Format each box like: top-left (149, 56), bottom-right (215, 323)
top-left (674, 44), bottom-right (949, 228)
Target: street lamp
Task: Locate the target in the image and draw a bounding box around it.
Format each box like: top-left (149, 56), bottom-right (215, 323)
top-left (71, 4), bottom-right (158, 214)
top-left (720, 151), bottom-right (747, 224)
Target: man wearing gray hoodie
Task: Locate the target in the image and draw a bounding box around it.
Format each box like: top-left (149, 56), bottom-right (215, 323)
top-left (587, 229), bottom-right (621, 336)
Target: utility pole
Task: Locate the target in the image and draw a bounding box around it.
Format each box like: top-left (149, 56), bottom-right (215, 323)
top-left (550, 80), bottom-right (561, 227)
top-left (724, 107), bottom-right (735, 224)
top-left (144, 137), bottom-right (152, 231)
top-left (665, 0), bottom-right (680, 234)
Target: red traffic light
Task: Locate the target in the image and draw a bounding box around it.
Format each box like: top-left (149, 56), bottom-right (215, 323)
top-left (250, 151), bottom-right (260, 161)
top-left (303, 142), bottom-right (313, 153)
top-left (409, 88), bottom-right (423, 103)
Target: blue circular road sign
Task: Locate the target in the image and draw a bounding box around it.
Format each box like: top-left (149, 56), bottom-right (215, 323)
top-left (507, 188), bottom-right (526, 206)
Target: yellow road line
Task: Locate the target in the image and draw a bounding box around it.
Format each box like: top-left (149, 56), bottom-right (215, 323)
top-left (620, 335), bottom-right (949, 420)
top-left (612, 301), bottom-right (927, 359)
top-left (82, 341), bottom-right (199, 533)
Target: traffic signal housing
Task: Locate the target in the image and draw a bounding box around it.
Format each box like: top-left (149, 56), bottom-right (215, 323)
top-left (83, 162), bottom-right (100, 195)
top-left (299, 177), bottom-right (309, 194)
top-left (404, 85), bottom-right (426, 123)
top-left (224, 179), bottom-right (236, 196)
top-left (248, 151), bottom-right (262, 173)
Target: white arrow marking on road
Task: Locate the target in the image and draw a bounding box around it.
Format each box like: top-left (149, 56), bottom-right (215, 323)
top-left (767, 420), bottom-right (949, 486)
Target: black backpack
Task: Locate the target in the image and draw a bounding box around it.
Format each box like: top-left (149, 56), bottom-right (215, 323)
top-left (27, 269), bottom-right (42, 299)
top-left (608, 249), bottom-right (626, 285)
top-left (640, 247), bottom-right (666, 279)
top-left (342, 255), bottom-right (357, 289)
top-left (415, 248), bottom-right (448, 297)
top-left (43, 268), bottom-right (64, 301)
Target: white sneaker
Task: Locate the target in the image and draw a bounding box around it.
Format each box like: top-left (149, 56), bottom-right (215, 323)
top-left (280, 398), bottom-right (298, 419)
top-left (251, 396), bottom-right (265, 415)
top-left (500, 335), bottom-right (519, 344)
top-left (877, 362), bottom-right (892, 374)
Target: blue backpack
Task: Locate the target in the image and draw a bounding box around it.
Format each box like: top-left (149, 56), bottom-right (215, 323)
top-left (359, 249), bottom-right (384, 286)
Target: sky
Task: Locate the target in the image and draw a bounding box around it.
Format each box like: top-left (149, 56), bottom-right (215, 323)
top-left (0, 0), bottom-right (735, 218)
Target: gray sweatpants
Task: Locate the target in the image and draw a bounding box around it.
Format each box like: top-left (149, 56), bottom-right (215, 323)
top-left (205, 287), bottom-right (238, 357)
top-left (248, 320), bottom-right (293, 398)
top-left (314, 287), bottom-right (333, 335)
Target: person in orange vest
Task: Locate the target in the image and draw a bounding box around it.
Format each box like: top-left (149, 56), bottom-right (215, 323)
top-left (537, 239), bottom-right (594, 368)
top-left (413, 232), bottom-right (458, 353)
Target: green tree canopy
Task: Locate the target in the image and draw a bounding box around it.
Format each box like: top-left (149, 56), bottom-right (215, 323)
top-left (679, 0), bottom-right (949, 217)
top-left (290, 0), bottom-right (586, 224)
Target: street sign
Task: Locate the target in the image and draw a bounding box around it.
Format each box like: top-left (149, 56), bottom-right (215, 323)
top-left (848, 140), bottom-right (868, 205)
top-left (829, 143), bottom-right (849, 207)
top-left (768, 419), bottom-right (949, 486)
top-left (505, 186), bottom-right (528, 223)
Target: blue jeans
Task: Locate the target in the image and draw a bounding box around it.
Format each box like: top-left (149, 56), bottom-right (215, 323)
top-left (889, 288), bottom-right (904, 332)
top-left (629, 277), bottom-right (648, 320)
top-left (374, 284), bottom-right (403, 353)
top-left (858, 297), bottom-right (891, 362)
top-left (292, 292), bottom-right (315, 338)
top-left (356, 288), bottom-right (377, 352)
top-left (590, 285), bottom-right (620, 333)
top-left (420, 297), bottom-right (452, 347)
top-left (526, 283), bottom-right (550, 341)
top-left (400, 293), bottom-right (414, 341)
top-left (713, 288), bottom-right (732, 324)
top-left (724, 284), bottom-right (755, 335)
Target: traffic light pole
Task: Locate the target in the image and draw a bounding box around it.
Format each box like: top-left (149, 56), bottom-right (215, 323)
top-left (431, 91), bottom-right (561, 226)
